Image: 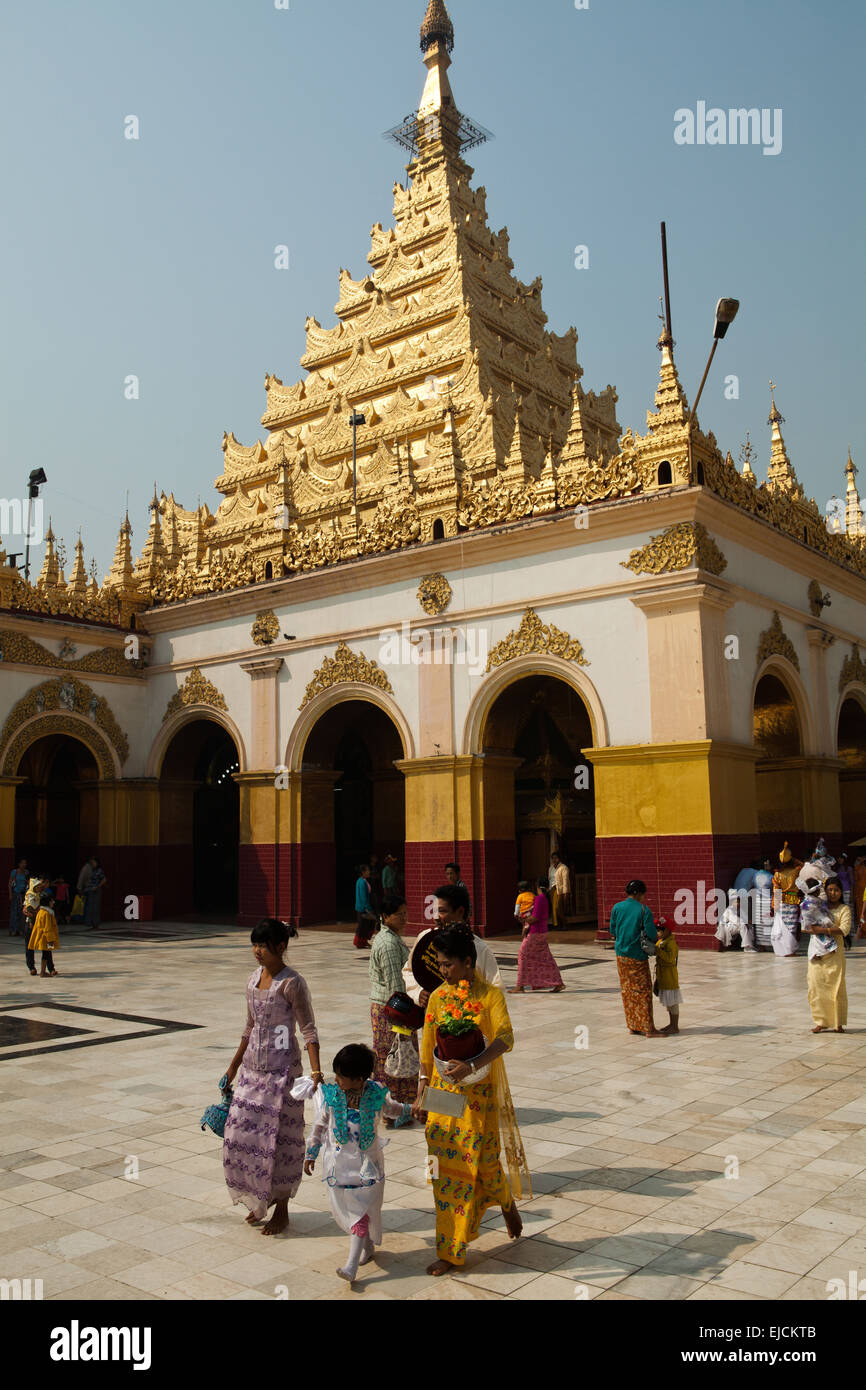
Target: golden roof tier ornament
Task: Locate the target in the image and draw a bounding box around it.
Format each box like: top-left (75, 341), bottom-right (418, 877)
top-left (163, 667), bottom-right (228, 722)
top-left (418, 573), bottom-right (452, 615)
top-left (622, 521), bottom-right (727, 577)
top-left (0, 675), bottom-right (130, 774)
top-left (757, 611), bottom-right (800, 672)
top-left (299, 641), bottom-right (394, 710)
top-left (840, 644), bottom-right (866, 692)
top-left (251, 611), bottom-right (280, 646)
top-left (485, 607), bottom-right (588, 672)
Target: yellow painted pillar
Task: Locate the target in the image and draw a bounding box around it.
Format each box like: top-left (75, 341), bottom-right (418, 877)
top-left (586, 740), bottom-right (762, 949)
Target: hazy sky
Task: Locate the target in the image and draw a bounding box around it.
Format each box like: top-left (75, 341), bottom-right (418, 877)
top-left (2, 0), bottom-right (864, 575)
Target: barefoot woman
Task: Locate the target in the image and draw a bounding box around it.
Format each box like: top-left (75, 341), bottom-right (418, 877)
top-left (413, 925), bottom-right (530, 1276)
top-left (223, 918), bottom-right (323, 1235)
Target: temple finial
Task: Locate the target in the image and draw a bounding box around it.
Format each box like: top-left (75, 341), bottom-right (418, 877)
top-left (420, 0), bottom-right (454, 54)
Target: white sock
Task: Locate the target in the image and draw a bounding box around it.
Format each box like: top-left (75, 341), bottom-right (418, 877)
top-left (337, 1234), bottom-right (365, 1281)
top-left (358, 1235), bottom-right (374, 1265)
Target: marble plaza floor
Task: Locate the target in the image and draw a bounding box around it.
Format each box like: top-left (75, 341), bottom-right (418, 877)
top-left (2, 923), bottom-right (866, 1303)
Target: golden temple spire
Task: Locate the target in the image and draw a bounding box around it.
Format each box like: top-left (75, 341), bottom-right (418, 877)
top-left (651, 327), bottom-right (690, 426)
top-left (36, 516), bottom-right (60, 592)
top-left (420, 0), bottom-right (455, 86)
top-left (739, 432), bottom-right (757, 483)
top-left (765, 381), bottom-right (803, 498)
top-left (135, 487), bottom-right (167, 587)
top-left (105, 511), bottom-right (136, 590)
top-left (67, 535), bottom-right (89, 601)
top-left (845, 449), bottom-right (863, 536)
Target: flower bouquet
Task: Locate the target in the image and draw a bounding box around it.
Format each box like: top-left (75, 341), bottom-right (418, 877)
top-left (428, 983), bottom-right (488, 1080)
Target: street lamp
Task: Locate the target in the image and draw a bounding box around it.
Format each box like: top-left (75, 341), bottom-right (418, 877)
top-left (349, 410), bottom-right (366, 521)
top-left (24, 467), bottom-right (47, 582)
top-left (687, 298), bottom-right (739, 481)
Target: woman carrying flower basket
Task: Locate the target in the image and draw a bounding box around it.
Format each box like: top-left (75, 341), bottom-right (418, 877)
top-left (412, 925), bottom-right (531, 1276)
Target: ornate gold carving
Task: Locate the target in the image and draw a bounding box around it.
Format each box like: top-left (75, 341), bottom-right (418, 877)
top-left (485, 608), bottom-right (588, 672)
top-left (757, 612), bottom-right (800, 672)
top-left (0, 629), bottom-right (143, 677)
top-left (807, 579), bottom-right (830, 618)
top-left (2, 714), bottom-right (117, 780)
top-left (251, 611), bottom-right (280, 646)
top-left (840, 644), bottom-right (866, 692)
top-left (622, 522), bottom-right (727, 577)
top-left (163, 667), bottom-right (229, 721)
top-left (299, 642), bottom-right (394, 709)
top-left (417, 573), bottom-right (452, 615)
top-left (0, 676), bottom-right (129, 775)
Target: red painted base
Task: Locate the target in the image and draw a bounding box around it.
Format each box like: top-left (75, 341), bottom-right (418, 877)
top-left (402, 839), bottom-right (517, 936)
top-left (595, 832), bottom-right (773, 949)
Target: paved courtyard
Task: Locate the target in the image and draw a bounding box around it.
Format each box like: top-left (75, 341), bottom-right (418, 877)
top-left (2, 924), bottom-right (866, 1302)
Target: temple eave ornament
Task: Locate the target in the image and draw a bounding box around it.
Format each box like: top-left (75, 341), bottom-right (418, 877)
top-left (622, 522), bottom-right (727, 578)
top-left (485, 607), bottom-right (588, 672)
top-left (0, 629), bottom-right (144, 677)
top-left (163, 667), bottom-right (229, 722)
top-left (299, 642), bottom-right (394, 710)
top-left (757, 611), bottom-right (800, 672)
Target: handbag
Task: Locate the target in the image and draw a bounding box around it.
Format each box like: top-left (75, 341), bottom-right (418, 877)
top-left (70, 894), bottom-right (85, 920)
top-left (200, 1073), bottom-right (233, 1138)
top-left (384, 1033), bottom-right (420, 1081)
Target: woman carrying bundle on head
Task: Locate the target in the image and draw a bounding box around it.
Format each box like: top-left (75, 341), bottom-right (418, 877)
top-left (222, 917), bottom-right (323, 1236)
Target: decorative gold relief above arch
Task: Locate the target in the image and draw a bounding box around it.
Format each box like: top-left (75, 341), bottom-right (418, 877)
top-left (757, 612), bottom-right (800, 672)
top-left (2, 715), bottom-right (118, 780)
top-left (622, 521), bottom-right (727, 577)
top-left (0, 676), bottom-right (129, 774)
top-left (417, 573), bottom-right (452, 616)
top-left (251, 611), bottom-right (280, 646)
top-left (485, 608), bottom-right (588, 673)
top-left (299, 642), bottom-right (394, 710)
top-left (163, 667), bottom-right (229, 722)
top-left (840, 644), bottom-right (866, 692)
top-left (0, 629), bottom-right (144, 677)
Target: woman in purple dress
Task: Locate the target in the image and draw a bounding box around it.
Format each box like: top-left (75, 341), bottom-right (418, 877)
top-left (509, 878), bottom-right (566, 993)
top-left (223, 918), bottom-right (323, 1235)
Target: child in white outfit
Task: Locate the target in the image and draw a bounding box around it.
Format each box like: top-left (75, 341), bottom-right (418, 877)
top-left (301, 1043), bottom-right (411, 1284)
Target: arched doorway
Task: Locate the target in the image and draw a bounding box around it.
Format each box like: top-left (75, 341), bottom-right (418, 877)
top-left (300, 700), bottom-right (405, 923)
top-left (481, 674), bottom-right (596, 927)
top-left (14, 734), bottom-right (99, 891)
top-left (753, 670), bottom-right (805, 840)
top-left (158, 718), bottom-right (240, 916)
top-left (838, 693), bottom-right (866, 843)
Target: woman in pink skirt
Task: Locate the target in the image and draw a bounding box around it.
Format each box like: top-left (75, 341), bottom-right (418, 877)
top-left (223, 918), bottom-right (323, 1235)
top-left (509, 878), bottom-right (565, 993)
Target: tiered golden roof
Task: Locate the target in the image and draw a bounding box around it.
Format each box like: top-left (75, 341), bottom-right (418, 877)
top-left (0, 0), bottom-right (863, 622)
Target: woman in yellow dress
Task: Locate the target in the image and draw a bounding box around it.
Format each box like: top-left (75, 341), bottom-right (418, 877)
top-left (412, 924), bottom-right (531, 1276)
top-left (805, 876), bottom-right (850, 1033)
